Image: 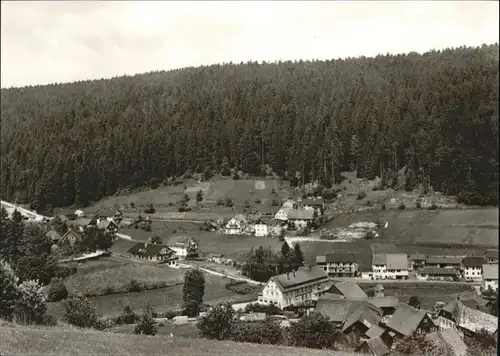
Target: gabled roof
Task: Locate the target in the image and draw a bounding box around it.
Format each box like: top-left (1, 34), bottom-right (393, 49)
top-left (315, 297), bottom-right (362, 323)
top-left (357, 337), bottom-right (390, 356)
top-left (73, 218), bottom-right (94, 226)
top-left (59, 229), bottom-right (83, 244)
top-left (45, 230), bottom-right (62, 241)
top-left (372, 254), bottom-right (386, 265)
top-left (233, 214), bottom-right (248, 223)
top-left (409, 253), bottom-right (426, 261)
top-left (167, 235), bottom-right (198, 247)
top-left (385, 303), bottom-right (431, 337)
top-left (332, 281), bottom-right (367, 300)
top-left (386, 253), bottom-right (408, 270)
top-left (418, 267), bottom-right (458, 276)
top-left (271, 266), bottom-right (328, 292)
top-left (455, 303), bottom-right (498, 334)
top-left (365, 324), bottom-right (386, 339)
top-left (482, 264), bottom-right (498, 280)
top-left (426, 328), bottom-right (468, 356)
top-left (368, 296), bottom-right (400, 309)
top-left (128, 243), bottom-right (172, 258)
top-left (342, 301), bottom-right (383, 333)
top-left (287, 209), bottom-right (315, 220)
top-left (485, 249), bottom-right (499, 259)
top-left (97, 220), bottom-right (117, 229)
top-left (319, 252), bottom-right (356, 264)
top-left (462, 256), bottom-right (487, 268)
top-left (425, 256), bottom-right (462, 265)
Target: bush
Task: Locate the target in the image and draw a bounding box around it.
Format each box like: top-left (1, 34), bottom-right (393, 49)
top-left (216, 198), bottom-right (225, 206)
top-left (144, 204), bottom-right (156, 214)
top-left (0, 261), bottom-right (19, 322)
top-left (40, 313), bottom-right (58, 326)
top-left (130, 202), bottom-right (136, 208)
top-left (244, 302), bottom-right (283, 315)
top-left (366, 200), bottom-right (372, 206)
top-left (149, 177), bottom-right (160, 189)
top-left (428, 204), bottom-right (438, 210)
top-left (398, 203), bottom-right (406, 210)
top-left (197, 302), bottom-right (234, 340)
top-left (244, 200), bottom-right (251, 208)
top-left (271, 199), bottom-right (280, 206)
top-left (287, 312), bottom-right (339, 349)
top-left (47, 278), bottom-right (69, 302)
top-left (15, 280), bottom-right (47, 325)
top-left (115, 306), bottom-right (139, 325)
top-left (63, 295), bottom-right (104, 329)
top-left (230, 319), bottom-right (283, 345)
top-left (356, 191), bottom-right (366, 200)
top-left (128, 279), bottom-right (143, 293)
top-left (416, 200), bottom-right (422, 209)
top-left (381, 203), bottom-right (386, 210)
top-left (225, 197), bottom-right (234, 207)
top-left (164, 310), bottom-right (178, 320)
top-left (254, 198), bottom-right (261, 204)
top-left (54, 265), bottom-right (77, 279)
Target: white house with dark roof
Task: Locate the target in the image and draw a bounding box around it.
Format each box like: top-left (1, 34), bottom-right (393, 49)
top-left (316, 252), bottom-right (359, 277)
top-left (257, 266), bottom-right (331, 309)
top-left (371, 253), bottom-right (409, 280)
top-left (297, 197), bottom-right (325, 214)
top-left (167, 236), bottom-right (199, 259)
top-left (287, 208), bottom-right (315, 229)
top-left (425, 256), bottom-right (462, 269)
top-left (462, 256), bottom-right (487, 281)
top-left (128, 242), bottom-right (174, 262)
top-left (482, 264), bottom-right (498, 292)
top-left (224, 217), bottom-right (243, 235)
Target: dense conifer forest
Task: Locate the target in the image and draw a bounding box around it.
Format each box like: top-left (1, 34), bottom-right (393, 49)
top-left (1, 44), bottom-right (498, 211)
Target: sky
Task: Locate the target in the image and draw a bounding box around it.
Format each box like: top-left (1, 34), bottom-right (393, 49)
top-left (1, 1), bottom-right (499, 88)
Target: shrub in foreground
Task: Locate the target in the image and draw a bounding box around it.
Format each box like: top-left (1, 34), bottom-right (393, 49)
top-left (15, 280), bottom-right (47, 325)
top-left (134, 305), bottom-right (157, 336)
top-left (0, 260), bottom-right (19, 321)
top-left (46, 278), bottom-right (69, 302)
top-left (63, 295), bottom-right (105, 329)
top-left (197, 302), bottom-right (234, 340)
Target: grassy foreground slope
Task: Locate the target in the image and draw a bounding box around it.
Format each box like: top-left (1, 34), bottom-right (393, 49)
top-left (0, 324), bottom-right (354, 356)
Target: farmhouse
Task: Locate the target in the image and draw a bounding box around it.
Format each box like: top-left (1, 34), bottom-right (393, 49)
top-left (225, 217), bottom-right (243, 235)
top-left (316, 252), bottom-right (359, 277)
top-left (384, 303), bottom-right (437, 343)
top-left (58, 229), bottom-right (83, 247)
top-left (274, 207), bottom-right (291, 222)
top-left (484, 249), bottom-right (499, 264)
top-left (461, 256), bottom-right (487, 281)
top-left (329, 281), bottom-right (367, 300)
top-left (425, 256), bottom-right (462, 269)
top-left (167, 236), bottom-right (199, 259)
top-left (355, 337), bottom-right (390, 356)
top-left (73, 218), bottom-right (98, 232)
top-left (341, 301), bottom-right (383, 336)
top-left (425, 328), bottom-right (468, 356)
top-left (297, 197), bottom-right (325, 214)
top-left (408, 253), bottom-right (426, 271)
top-left (281, 199), bottom-right (296, 209)
top-left (436, 300), bottom-right (497, 338)
top-left (128, 242), bottom-right (174, 261)
top-left (368, 296), bottom-right (400, 317)
top-left (371, 253), bottom-right (409, 280)
top-left (254, 219), bottom-right (269, 237)
top-left (482, 264), bottom-right (498, 292)
top-left (287, 208), bottom-right (314, 229)
top-left (257, 266), bottom-right (330, 309)
top-left (416, 267), bottom-right (459, 281)
top-left (97, 220), bottom-right (118, 234)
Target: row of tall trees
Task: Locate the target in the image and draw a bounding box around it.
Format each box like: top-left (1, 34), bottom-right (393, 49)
top-left (1, 44), bottom-right (498, 211)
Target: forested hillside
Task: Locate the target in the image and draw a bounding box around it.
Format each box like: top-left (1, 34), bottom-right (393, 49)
top-left (1, 44), bottom-right (498, 211)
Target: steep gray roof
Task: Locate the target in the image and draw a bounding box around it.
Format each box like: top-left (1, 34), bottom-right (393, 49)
top-left (321, 253), bottom-right (356, 264)
top-left (332, 281), bottom-right (367, 300)
top-left (409, 253), bottom-right (426, 261)
top-left (342, 301), bottom-right (383, 333)
top-left (315, 297), bottom-right (362, 323)
top-left (426, 328), bottom-right (468, 356)
top-left (372, 254), bottom-right (386, 265)
top-left (425, 256), bottom-right (462, 265)
top-left (462, 256), bottom-right (487, 268)
top-left (365, 324), bottom-right (386, 339)
top-left (385, 303), bottom-right (431, 337)
top-left (368, 296), bottom-right (400, 309)
top-left (272, 266), bottom-right (328, 292)
top-left (359, 337), bottom-right (390, 356)
top-left (482, 264), bottom-right (498, 280)
top-left (386, 253), bottom-right (408, 270)
top-left (418, 267), bottom-right (458, 276)
top-left (287, 209), bottom-right (315, 220)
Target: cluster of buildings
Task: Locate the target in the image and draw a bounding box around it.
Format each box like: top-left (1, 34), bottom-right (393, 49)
top-left (314, 249), bottom-right (499, 294)
top-left (223, 197), bottom-right (325, 236)
top-left (255, 265), bottom-right (496, 355)
top-left (127, 236), bottom-right (200, 267)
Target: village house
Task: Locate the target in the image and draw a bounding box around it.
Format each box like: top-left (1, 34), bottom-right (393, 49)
top-left (341, 301), bottom-right (384, 336)
top-left (58, 229), bottom-right (83, 247)
top-left (274, 207), bottom-right (291, 222)
top-left (368, 296), bottom-right (400, 318)
top-left (383, 303), bottom-right (437, 347)
top-left (316, 252), bottom-right (359, 278)
top-left (224, 214), bottom-right (248, 235)
top-left (482, 264), bottom-right (498, 292)
top-left (461, 256), bottom-right (487, 282)
top-left (97, 220), bottom-right (118, 234)
top-left (425, 328), bottom-right (468, 356)
top-left (408, 253), bottom-right (426, 271)
top-left (128, 242), bottom-right (174, 262)
top-left (416, 267), bottom-right (459, 281)
top-left (74, 209), bottom-right (85, 218)
top-left (167, 236), bottom-right (199, 259)
top-left (436, 299), bottom-right (497, 338)
top-left (254, 218), bottom-right (269, 237)
top-left (425, 256), bottom-right (462, 269)
top-left (328, 281), bottom-right (367, 300)
top-left (355, 337), bottom-right (390, 356)
top-left (281, 198), bottom-right (296, 209)
top-left (45, 230), bottom-right (62, 244)
top-left (296, 197), bottom-right (325, 214)
top-left (371, 253), bottom-right (409, 280)
top-left (287, 208), bottom-right (315, 229)
top-left (484, 249), bottom-right (498, 264)
top-left (73, 217), bottom-right (98, 232)
top-left (257, 266), bottom-right (331, 309)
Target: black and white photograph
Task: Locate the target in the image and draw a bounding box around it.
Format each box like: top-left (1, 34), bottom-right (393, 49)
top-left (0, 1), bottom-right (498, 355)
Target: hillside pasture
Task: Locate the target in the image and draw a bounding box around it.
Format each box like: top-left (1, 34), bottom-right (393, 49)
top-left (48, 273), bottom-right (261, 318)
top-left (63, 262), bottom-right (185, 296)
top-left (323, 208), bottom-right (498, 247)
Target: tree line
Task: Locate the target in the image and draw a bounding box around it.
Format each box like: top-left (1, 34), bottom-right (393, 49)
top-left (1, 44), bottom-right (498, 212)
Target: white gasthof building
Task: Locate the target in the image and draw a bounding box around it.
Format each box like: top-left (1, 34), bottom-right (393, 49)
top-left (371, 253), bottom-right (409, 280)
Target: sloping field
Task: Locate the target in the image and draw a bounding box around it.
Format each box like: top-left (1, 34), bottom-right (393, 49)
top-left (64, 262), bottom-right (185, 296)
top-left (324, 208), bottom-right (498, 247)
top-left (204, 179), bottom-right (281, 205)
top-left (0, 324), bottom-right (352, 356)
top-left (47, 273), bottom-right (261, 318)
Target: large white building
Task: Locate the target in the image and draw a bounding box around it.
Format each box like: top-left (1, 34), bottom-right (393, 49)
top-left (254, 221), bottom-right (269, 237)
top-left (371, 253), bottom-right (409, 280)
top-left (462, 257), bottom-right (487, 282)
top-left (482, 264), bottom-right (498, 292)
top-left (257, 266), bottom-right (331, 309)
top-left (316, 253), bottom-right (359, 278)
